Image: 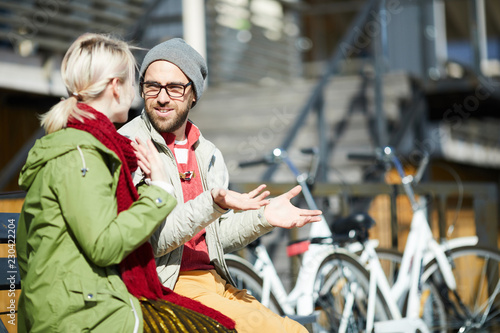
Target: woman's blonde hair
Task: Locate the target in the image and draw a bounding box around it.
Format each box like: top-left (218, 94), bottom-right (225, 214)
top-left (40, 33), bottom-right (136, 133)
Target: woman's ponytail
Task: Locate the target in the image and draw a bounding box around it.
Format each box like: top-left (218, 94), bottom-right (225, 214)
top-left (39, 33), bottom-right (136, 134)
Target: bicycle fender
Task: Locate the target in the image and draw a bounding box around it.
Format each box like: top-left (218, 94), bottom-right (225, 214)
top-left (422, 236), bottom-right (478, 266)
top-left (442, 236), bottom-right (478, 249)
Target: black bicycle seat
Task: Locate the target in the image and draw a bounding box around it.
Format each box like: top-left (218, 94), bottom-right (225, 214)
top-left (330, 212), bottom-right (375, 242)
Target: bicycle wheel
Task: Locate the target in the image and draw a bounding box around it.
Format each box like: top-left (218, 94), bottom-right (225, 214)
top-left (373, 247), bottom-right (402, 287)
top-left (224, 255), bottom-right (284, 316)
top-left (422, 245), bottom-right (500, 332)
top-left (312, 250), bottom-right (392, 333)
top-left (375, 248), bottom-right (447, 333)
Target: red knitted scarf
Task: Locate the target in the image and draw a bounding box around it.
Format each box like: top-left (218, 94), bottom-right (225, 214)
top-left (67, 104), bottom-right (235, 329)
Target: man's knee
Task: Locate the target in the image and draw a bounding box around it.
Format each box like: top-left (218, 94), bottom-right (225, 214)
top-left (236, 307), bottom-right (307, 333)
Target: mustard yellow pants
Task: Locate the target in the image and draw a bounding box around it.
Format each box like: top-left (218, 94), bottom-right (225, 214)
top-left (173, 270), bottom-right (308, 333)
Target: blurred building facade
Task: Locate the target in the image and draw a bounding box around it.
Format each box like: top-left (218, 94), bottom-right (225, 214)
top-left (1, 0), bottom-right (500, 241)
top-left (2, 2), bottom-right (500, 313)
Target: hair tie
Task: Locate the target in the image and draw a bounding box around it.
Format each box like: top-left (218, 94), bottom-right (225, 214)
top-left (71, 92), bottom-right (82, 101)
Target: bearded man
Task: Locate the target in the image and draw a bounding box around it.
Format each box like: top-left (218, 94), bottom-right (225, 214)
top-left (119, 38), bottom-right (321, 333)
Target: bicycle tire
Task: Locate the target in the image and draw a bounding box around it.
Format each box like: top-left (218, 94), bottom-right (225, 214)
top-left (422, 245), bottom-right (500, 332)
top-left (312, 250), bottom-right (392, 333)
top-left (224, 255), bottom-right (284, 316)
top-left (375, 248), bottom-right (447, 333)
top-left (372, 247), bottom-right (402, 287)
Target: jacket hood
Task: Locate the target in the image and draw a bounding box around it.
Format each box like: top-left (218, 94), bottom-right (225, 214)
top-left (19, 128), bottom-right (112, 191)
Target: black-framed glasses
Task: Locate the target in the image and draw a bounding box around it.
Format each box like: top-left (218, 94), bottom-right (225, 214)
top-left (141, 81), bottom-right (192, 98)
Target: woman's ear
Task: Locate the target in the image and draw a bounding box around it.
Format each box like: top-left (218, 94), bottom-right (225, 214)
top-left (110, 78), bottom-right (121, 100)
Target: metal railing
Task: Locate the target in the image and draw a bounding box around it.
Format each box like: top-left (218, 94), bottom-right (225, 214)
top-left (230, 180), bottom-right (499, 250)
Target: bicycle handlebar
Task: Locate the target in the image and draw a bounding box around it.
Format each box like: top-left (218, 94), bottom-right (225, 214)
top-left (238, 147), bottom-right (323, 211)
top-left (239, 148), bottom-right (287, 169)
top-left (346, 152), bottom-right (379, 162)
top-left (239, 157), bottom-right (272, 168)
top-left (348, 147), bottom-right (429, 183)
top-left (348, 146), bottom-right (430, 211)
top-left (238, 148), bottom-right (319, 180)
top-left (300, 147), bottom-right (318, 155)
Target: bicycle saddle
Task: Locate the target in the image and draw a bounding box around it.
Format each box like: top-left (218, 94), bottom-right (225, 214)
top-left (330, 212), bottom-right (375, 243)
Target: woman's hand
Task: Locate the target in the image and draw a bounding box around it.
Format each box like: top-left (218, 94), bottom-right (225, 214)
top-left (211, 184), bottom-right (270, 210)
top-left (132, 137), bottom-right (168, 183)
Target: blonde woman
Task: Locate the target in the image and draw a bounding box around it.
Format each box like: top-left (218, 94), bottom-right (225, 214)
top-left (17, 33), bottom-right (237, 333)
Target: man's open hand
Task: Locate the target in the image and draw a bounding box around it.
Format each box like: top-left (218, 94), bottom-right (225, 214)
top-left (264, 185), bottom-right (322, 228)
top-left (212, 184), bottom-right (270, 210)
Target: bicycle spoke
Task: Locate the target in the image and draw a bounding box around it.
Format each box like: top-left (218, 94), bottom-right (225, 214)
top-left (475, 255), bottom-right (488, 313)
top-left (479, 279), bottom-right (500, 326)
top-left (339, 283), bottom-right (356, 333)
top-left (312, 251), bottom-right (392, 332)
top-left (423, 246), bottom-right (500, 332)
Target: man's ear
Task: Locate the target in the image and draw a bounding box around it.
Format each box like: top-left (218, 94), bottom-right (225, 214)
top-left (140, 81), bottom-right (145, 99)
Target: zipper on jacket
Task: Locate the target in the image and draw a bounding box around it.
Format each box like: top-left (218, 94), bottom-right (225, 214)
top-left (196, 146), bottom-right (217, 191)
top-left (76, 145), bottom-right (89, 177)
top-left (129, 297), bottom-right (140, 333)
top-left (195, 146), bottom-right (236, 285)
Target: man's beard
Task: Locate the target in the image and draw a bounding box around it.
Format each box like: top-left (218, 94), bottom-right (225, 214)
top-left (145, 101), bottom-right (191, 134)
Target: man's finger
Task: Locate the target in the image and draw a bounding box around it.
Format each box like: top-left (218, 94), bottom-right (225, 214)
top-left (215, 188), bottom-right (227, 198)
top-left (248, 184), bottom-right (267, 198)
top-left (254, 190), bottom-right (270, 201)
top-left (299, 209), bottom-right (322, 216)
top-left (295, 216), bottom-right (321, 227)
top-left (285, 185), bottom-right (302, 199)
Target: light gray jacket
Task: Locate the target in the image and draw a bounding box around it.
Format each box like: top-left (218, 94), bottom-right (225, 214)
top-left (119, 111), bottom-right (274, 289)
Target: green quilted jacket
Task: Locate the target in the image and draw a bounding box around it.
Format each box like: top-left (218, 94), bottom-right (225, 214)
top-left (17, 128), bottom-right (176, 333)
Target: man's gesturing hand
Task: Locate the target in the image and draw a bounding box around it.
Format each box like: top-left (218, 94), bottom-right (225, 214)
top-left (264, 185), bottom-right (322, 228)
top-left (212, 184), bottom-right (270, 210)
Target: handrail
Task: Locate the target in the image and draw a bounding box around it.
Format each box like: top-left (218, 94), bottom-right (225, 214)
top-left (262, 0), bottom-right (380, 181)
top-left (230, 180), bottom-right (499, 249)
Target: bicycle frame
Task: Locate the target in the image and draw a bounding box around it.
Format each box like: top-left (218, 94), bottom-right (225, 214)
top-left (250, 239), bottom-right (337, 317)
top-left (233, 146), bottom-right (486, 332)
top-left (347, 147), bottom-right (480, 333)
top-left (356, 209), bottom-right (479, 333)
top-left (358, 208), bottom-right (438, 333)
top-left (234, 148), bottom-right (343, 318)
top-left (277, 150), bottom-right (341, 315)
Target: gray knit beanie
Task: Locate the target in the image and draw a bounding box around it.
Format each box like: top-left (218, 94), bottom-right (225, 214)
top-left (139, 38), bottom-right (208, 107)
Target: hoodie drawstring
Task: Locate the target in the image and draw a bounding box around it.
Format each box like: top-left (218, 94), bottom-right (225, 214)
top-left (76, 145), bottom-right (89, 177)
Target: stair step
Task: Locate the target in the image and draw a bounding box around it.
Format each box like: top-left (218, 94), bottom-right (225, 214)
top-left (190, 72), bottom-right (412, 183)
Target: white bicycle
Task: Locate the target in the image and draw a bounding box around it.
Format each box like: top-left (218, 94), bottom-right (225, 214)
top-left (316, 147), bottom-right (500, 332)
top-left (225, 148), bottom-right (390, 332)
top-left (227, 146), bottom-right (500, 333)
